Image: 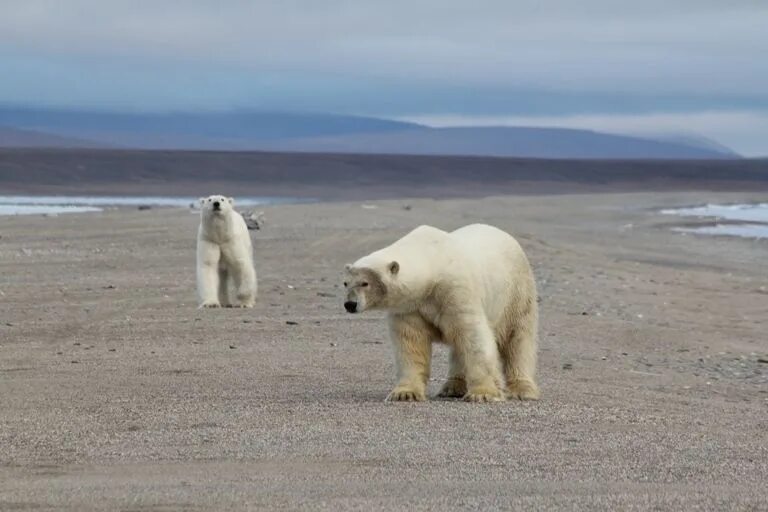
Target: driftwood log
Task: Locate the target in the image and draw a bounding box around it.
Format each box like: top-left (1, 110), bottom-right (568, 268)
top-left (243, 210), bottom-right (266, 230)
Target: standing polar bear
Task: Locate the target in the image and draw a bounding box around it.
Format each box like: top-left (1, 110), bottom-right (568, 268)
top-left (197, 195), bottom-right (257, 308)
top-left (344, 224), bottom-right (539, 402)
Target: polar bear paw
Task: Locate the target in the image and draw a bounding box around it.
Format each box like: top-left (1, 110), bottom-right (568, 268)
top-left (506, 379), bottom-right (540, 401)
top-left (199, 301), bottom-right (221, 309)
top-left (463, 386), bottom-right (505, 403)
top-left (385, 387), bottom-right (426, 402)
top-left (437, 378), bottom-right (467, 398)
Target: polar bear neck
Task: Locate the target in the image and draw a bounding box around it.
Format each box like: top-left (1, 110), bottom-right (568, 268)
top-left (355, 248), bottom-right (437, 301)
top-left (200, 211), bottom-right (238, 242)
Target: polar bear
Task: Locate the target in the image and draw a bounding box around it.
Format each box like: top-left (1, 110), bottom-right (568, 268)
top-left (344, 224), bottom-right (539, 402)
top-left (197, 195), bottom-right (257, 308)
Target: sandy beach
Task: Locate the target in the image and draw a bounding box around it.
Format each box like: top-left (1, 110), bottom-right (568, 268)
top-left (1, 191), bottom-right (767, 511)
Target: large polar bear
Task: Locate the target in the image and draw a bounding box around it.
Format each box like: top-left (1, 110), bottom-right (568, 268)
top-left (197, 195), bottom-right (257, 308)
top-left (344, 224), bottom-right (539, 402)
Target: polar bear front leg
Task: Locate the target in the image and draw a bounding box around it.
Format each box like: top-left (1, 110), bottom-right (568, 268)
top-left (229, 258), bottom-right (256, 308)
top-left (386, 314), bottom-right (433, 402)
top-left (197, 240), bottom-right (221, 308)
top-left (449, 315), bottom-right (505, 402)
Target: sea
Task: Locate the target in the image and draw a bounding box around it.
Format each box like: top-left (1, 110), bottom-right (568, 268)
top-left (661, 203), bottom-right (768, 239)
top-left (0, 195), bottom-right (304, 216)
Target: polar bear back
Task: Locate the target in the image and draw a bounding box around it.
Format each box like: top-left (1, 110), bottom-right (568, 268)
top-left (448, 224), bottom-right (535, 322)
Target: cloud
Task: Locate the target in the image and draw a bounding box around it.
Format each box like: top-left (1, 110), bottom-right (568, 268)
top-left (0, 0), bottom-right (766, 95)
top-left (399, 111), bottom-right (768, 157)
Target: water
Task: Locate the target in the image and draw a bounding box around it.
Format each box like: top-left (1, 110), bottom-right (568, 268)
top-left (662, 203), bottom-right (768, 239)
top-left (0, 195), bottom-right (303, 216)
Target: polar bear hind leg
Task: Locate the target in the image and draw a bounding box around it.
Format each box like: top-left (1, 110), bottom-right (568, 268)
top-left (437, 349), bottom-right (467, 398)
top-left (498, 299), bottom-right (540, 400)
top-left (446, 314), bottom-right (505, 402)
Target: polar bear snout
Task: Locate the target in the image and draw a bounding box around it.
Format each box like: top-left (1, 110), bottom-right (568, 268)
top-left (212, 201), bottom-right (221, 210)
top-left (344, 301), bottom-right (358, 313)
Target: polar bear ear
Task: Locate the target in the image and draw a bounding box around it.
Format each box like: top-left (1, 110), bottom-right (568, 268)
top-left (388, 261), bottom-right (400, 275)
top-left (227, 197), bottom-right (234, 205)
top-left (344, 263), bottom-right (352, 271)
top-left (198, 197), bottom-right (206, 206)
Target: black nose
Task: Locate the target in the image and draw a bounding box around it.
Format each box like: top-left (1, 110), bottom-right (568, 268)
top-left (213, 201), bottom-right (220, 209)
top-left (344, 301), bottom-right (357, 313)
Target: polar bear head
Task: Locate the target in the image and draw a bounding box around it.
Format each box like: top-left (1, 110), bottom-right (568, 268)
top-left (199, 195), bottom-right (234, 218)
top-left (343, 260), bottom-right (400, 313)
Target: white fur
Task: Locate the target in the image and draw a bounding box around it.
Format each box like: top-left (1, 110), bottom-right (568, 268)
top-left (346, 224), bottom-right (539, 402)
top-left (196, 195), bottom-right (257, 308)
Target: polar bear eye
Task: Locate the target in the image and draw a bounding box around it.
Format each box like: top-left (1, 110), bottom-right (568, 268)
top-left (361, 282), bottom-right (369, 287)
top-left (343, 281), bottom-right (348, 287)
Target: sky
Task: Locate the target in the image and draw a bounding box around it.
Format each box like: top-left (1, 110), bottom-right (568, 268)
top-left (1, 0), bottom-right (767, 155)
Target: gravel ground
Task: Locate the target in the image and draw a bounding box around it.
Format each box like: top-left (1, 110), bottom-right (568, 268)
top-left (1, 191), bottom-right (767, 511)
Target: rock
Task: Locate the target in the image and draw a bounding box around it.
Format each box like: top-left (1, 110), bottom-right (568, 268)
top-left (286, 321), bottom-right (299, 325)
top-left (137, 205), bottom-right (151, 211)
top-left (562, 363), bottom-right (573, 370)
top-left (402, 204), bottom-right (412, 211)
top-left (758, 357), bottom-right (768, 364)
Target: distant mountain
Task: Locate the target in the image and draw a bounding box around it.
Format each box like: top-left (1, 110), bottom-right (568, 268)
top-left (651, 134), bottom-right (740, 158)
top-left (0, 126), bottom-right (105, 148)
top-left (0, 107), bottom-right (420, 143)
top-left (260, 126), bottom-right (738, 160)
top-left (0, 107), bottom-right (739, 159)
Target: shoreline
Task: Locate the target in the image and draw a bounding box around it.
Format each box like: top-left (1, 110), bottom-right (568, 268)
top-left (4, 193), bottom-right (768, 240)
